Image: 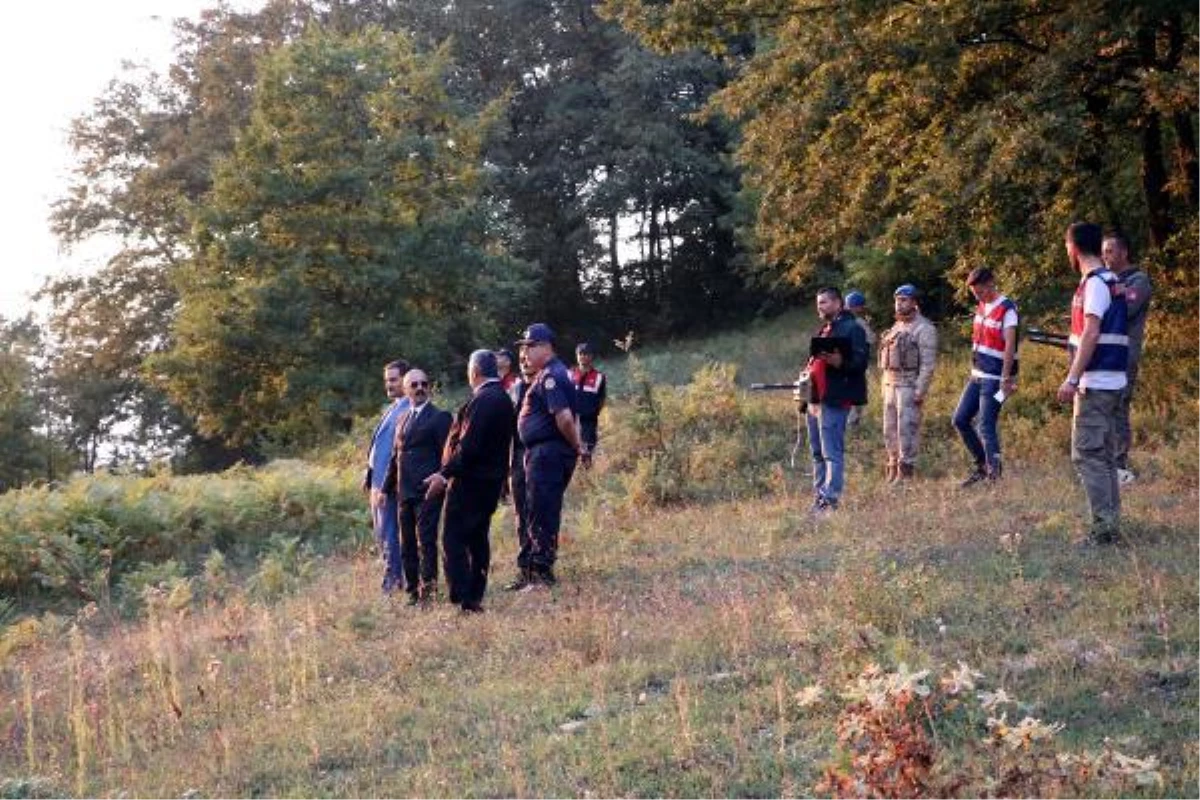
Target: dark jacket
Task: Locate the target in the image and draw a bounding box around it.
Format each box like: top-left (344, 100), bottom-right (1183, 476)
top-left (440, 381), bottom-right (513, 484)
top-left (383, 402), bottom-right (452, 502)
top-left (816, 310), bottom-right (869, 407)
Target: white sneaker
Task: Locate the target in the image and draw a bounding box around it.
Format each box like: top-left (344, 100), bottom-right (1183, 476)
top-left (1117, 468), bottom-right (1136, 485)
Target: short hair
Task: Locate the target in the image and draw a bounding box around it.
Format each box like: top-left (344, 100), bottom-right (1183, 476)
top-left (469, 349), bottom-right (499, 379)
top-left (966, 267), bottom-right (994, 286)
top-left (1067, 222), bottom-right (1103, 257)
top-left (816, 286), bottom-right (842, 302)
top-left (1104, 228), bottom-right (1132, 257)
top-left (385, 359), bottom-right (410, 375)
top-left (495, 348), bottom-right (516, 365)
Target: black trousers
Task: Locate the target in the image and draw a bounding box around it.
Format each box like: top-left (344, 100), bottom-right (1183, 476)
top-left (399, 494), bottom-right (443, 595)
top-left (442, 475), bottom-right (504, 607)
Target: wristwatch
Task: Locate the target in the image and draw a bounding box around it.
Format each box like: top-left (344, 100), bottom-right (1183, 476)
top-left (1065, 376), bottom-right (1079, 387)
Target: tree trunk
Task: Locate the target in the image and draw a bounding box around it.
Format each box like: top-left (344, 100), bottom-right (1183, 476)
top-left (1138, 26), bottom-right (1172, 248)
top-left (607, 210), bottom-right (627, 315)
top-left (1166, 15), bottom-right (1199, 207)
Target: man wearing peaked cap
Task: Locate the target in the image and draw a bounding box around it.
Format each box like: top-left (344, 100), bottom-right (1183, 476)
top-left (506, 323), bottom-right (590, 590)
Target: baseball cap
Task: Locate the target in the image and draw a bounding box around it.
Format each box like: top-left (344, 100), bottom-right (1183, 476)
top-left (966, 267), bottom-right (994, 286)
top-left (516, 322), bottom-right (556, 346)
top-left (893, 284), bottom-right (917, 298)
top-left (576, 341), bottom-right (594, 355)
top-left (845, 291), bottom-right (866, 309)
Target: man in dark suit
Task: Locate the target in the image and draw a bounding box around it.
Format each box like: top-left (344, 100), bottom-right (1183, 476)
top-left (422, 350), bottom-right (513, 614)
top-left (383, 368), bottom-right (452, 605)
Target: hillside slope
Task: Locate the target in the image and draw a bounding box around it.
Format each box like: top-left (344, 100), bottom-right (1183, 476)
top-left (2, 311), bottom-right (1196, 798)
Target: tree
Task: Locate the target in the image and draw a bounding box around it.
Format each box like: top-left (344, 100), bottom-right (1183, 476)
top-left (0, 318), bottom-right (62, 490)
top-left (153, 26), bottom-right (526, 447)
top-left (606, 0), bottom-right (1199, 313)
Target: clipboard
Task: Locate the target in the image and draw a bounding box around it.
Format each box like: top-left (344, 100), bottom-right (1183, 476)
top-left (810, 336), bottom-right (851, 360)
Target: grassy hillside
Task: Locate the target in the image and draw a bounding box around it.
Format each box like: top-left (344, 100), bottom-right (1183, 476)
top-left (1, 310), bottom-right (1196, 798)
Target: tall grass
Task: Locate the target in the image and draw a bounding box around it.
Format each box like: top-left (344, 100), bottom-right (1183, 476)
top-left (0, 310), bottom-right (1195, 797)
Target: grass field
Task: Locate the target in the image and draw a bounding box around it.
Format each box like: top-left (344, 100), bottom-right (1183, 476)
top-left (1, 310), bottom-right (1196, 798)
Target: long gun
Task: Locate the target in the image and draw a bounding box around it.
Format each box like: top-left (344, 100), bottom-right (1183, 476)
top-left (1026, 328), bottom-right (1070, 350)
top-left (748, 379), bottom-right (810, 472)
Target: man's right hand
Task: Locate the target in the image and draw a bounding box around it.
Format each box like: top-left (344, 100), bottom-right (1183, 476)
top-left (369, 488), bottom-right (385, 511)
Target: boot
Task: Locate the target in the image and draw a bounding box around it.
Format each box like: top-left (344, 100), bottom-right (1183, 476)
top-left (897, 462), bottom-right (915, 480)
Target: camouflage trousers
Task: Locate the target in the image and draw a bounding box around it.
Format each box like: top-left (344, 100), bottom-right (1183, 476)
top-left (1072, 388), bottom-right (1122, 535)
top-left (882, 382), bottom-right (924, 466)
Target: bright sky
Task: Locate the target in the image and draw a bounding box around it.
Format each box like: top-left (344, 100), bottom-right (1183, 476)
top-left (0, 1), bottom-right (261, 321)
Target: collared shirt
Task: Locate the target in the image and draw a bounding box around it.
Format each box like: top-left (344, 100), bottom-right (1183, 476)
top-left (517, 358), bottom-right (577, 448)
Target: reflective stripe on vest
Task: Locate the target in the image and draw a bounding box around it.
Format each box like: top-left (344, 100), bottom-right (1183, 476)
top-left (1069, 270), bottom-right (1129, 375)
top-left (971, 297), bottom-right (1019, 377)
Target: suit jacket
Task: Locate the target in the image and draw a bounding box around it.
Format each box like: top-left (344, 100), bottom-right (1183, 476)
top-left (364, 398), bottom-right (410, 491)
top-left (440, 381), bottom-right (513, 485)
top-left (384, 402), bottom-right (453, 501)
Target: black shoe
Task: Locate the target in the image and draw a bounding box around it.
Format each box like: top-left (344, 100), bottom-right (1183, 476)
top-left (987, 461), bottom-right (1003, 481)
top-left (960, 467), bottom-right (987, 488)
top-left (461, 602), bottom-right (485, 614)
top-left (404, 593), bottom-right (420, 607)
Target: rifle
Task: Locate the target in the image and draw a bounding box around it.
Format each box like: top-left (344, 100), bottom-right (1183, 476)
top-left (749, 378), bottom-right (810, 472)
top-left (1026, 328), bottom-right (1070, 350)
top-left (748, 382), bottom-right (803, 390)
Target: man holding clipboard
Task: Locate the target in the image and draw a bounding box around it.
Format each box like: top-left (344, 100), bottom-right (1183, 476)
top-left (803, 287), bottom-right (870, 513)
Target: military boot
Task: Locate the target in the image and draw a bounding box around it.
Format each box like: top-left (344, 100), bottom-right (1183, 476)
top-left (897, 462), bottom-right (915, 480)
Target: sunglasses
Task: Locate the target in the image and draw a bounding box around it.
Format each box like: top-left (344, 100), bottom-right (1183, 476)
top-left (408, 381), bottom-right (429, 388)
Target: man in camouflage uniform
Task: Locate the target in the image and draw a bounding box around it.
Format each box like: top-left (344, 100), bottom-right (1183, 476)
top-left (878, 284), bottom-right (938, 481)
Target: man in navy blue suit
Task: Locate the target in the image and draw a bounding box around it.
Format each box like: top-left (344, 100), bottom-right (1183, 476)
top-left (383, 368), bottom-right (452, 605)
top-left (363, 358), bottom-right (410, 594)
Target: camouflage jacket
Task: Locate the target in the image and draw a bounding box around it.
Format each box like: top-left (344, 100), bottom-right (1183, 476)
top-left (878, 313), bottom-right (938, 395)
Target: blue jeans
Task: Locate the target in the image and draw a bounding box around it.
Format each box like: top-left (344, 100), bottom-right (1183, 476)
top-left (952, 378), bottom-right (1003, 470)
top-left (807, 405), bottom-right (850, 503)
top-left (372, 494), bottom-right (402, 593)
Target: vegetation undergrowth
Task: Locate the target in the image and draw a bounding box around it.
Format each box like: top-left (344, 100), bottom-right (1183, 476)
top-left (0, 313), bottom-right (1196, 797)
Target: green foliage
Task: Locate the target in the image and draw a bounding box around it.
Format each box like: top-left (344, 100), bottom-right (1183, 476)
top-left (0, 318), bottom-right (59, 489)
top-left (154, 26), bottom-right (527, 448)
top-left (607, 0), bottom-right (1199, 317)
top-left (0, 461), bottom-right (362, 614)
top-left (248, 536), bottom-right (316, 601)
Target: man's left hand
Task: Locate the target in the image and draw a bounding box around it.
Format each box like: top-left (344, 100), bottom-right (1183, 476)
top-left (423, 473), bottom-right (448, 499)
top-left (1056, 381), bottom-right (1078, 404)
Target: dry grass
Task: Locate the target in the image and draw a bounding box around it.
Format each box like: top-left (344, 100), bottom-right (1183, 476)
top-left (1, 314), bottom-right (1196, 797)
top-left (3, 441), bottom-right (1196, 797)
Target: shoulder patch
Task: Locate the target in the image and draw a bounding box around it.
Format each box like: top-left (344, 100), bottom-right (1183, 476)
top-left (545, 376), bottom-right (556, 390)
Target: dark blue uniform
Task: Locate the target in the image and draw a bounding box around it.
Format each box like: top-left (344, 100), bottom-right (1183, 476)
top-left (517, 357), bottom-right (578, 579)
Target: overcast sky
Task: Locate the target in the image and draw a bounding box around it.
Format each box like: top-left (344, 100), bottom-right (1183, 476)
top-left (0, 1), bottom-right (260, 320)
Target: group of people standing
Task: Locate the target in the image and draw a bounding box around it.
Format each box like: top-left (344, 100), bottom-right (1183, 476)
top-left (799, 222), bottom-right (1151, 545)
top-left (362, 325), bottom-right (607, 613)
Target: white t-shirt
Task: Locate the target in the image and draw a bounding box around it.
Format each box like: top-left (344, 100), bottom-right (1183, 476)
top-left (1078, 276), bottom-right (1127, 391)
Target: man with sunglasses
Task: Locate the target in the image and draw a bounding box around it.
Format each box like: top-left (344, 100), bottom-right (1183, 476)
top-left (383, 368), bottom-right (451, 605)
